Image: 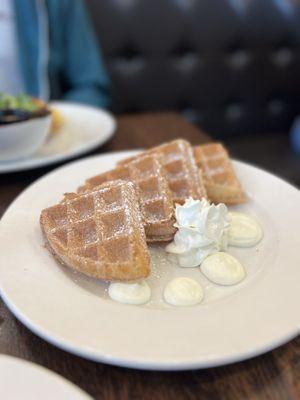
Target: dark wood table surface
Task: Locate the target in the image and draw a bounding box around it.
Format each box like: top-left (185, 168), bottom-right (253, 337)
top-left (0, 113), bottom-right (299, 400)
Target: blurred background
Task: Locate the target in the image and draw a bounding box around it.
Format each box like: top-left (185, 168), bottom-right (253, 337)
top-left (86, 0), bottom-right (300, 185)
top-left (88, 0), bottom-right (300, 136)
top-left (0, 3), bottom-right (299, 393)
top-left (1, 0), bottom-right (300, 186)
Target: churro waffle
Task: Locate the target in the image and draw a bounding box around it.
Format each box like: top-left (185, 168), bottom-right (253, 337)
top-left (80, 155), bottom-right (176, 242)
top-left (119, 139), bottom-right (206, 204)
top-left (193, 143), bottom-right (246, 204)
top-left (40, 180), bottom-right (151, 281)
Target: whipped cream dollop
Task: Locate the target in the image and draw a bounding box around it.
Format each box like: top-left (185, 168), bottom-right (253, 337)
top-left (164, 277), bottom-right (204, 306)
top-left (228, 212), bottom-right (263, 247)
top-left (108, 281), bottom-right (151, 305)
top-left (166, 198), bottom-right (230, 267)
top-left (201, 252), bottom-right (246, 286)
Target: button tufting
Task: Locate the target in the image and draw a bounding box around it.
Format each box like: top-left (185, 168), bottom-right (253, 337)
top-left (172, 42), bottom-right (196, 59)
top-left (271, 47), bottom-right (293, 67)
top-left (225, 102), bottom-right (243, 121)
top-left (172, 42), bottom-right (199, 70)
top-left (116, 46), bottom-right (142, 62)
top-left (175, 53), bottom-right (199, 70)
top-left (181, 107), bottom-right (198, 123)
top-left (112, 46), bottom-right (144, 74)
top-left (174, 0), bottom-right (198, 10)
top-left (112, 0), bottom-right (139, 9)
top-left (227, 48), bottom-right (251, 69)
top-left (267, 99), bottom-right (285, 115)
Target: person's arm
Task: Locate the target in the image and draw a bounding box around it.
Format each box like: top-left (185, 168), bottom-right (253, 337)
top-left (61, 0), bottom-right (110, 108)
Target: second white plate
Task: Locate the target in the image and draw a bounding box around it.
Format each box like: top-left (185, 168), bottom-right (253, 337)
top-left (0, 102), bottom-right (116, 173)
top-left (0, 355), bottom-right (91, 399)
top-left (0, 151), bottom-right (299, 370)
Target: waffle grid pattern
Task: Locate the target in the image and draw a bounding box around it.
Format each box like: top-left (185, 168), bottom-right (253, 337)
top-left (194, 143), bottom-right (239, 185)
top-left (119, 139), bottom-right (207, 204)
top-left (193, 143), bottom-right (245, 203)
top-left (82, 155), bottom-right (175, 241)
top-left (41, 181), bottom-right (150, 280)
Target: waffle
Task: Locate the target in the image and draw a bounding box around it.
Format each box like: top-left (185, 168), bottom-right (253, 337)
top-left (79, 155), bottom-right (176, 242)
top-left (40, 180), bottom-right (151, 281)
top-left (193, 143), bottom-right (246, 204)
top-left (118, 139), bottom-right (207, 204)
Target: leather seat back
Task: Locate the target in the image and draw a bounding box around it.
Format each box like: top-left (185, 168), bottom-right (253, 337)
top-left (86, 0), bottom-right (300, 135)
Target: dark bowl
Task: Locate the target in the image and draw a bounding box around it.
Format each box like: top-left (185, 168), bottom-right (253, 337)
top-left (0, 109), bottom-right (31, 125)
top-left (0, 107), bottom-right (50, 126)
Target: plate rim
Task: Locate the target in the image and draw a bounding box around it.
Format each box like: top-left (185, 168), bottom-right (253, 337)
top-left (0, 151), bottom-right (299, 371)
top-left (0, 102), bottom-right (116, 174)
top-left (0, 354), bottom-right (92, 398)
top-left (1, 291), bottom-right (299, 371)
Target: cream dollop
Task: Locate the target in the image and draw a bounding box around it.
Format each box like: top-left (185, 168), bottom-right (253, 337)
top-left (200, 252), bottom-right (246, 285)
top-left (108, 281), bottom-right (151, 305)
top-left (164, 277), bottom-right (204, 306)
top-left (228, 212), bottom-right (263, 247)
top-left (166, 198), bottom-right (230, 267)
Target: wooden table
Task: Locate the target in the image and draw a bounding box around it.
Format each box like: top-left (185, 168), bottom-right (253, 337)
top-left (0, 113), bottom-right (299, 400)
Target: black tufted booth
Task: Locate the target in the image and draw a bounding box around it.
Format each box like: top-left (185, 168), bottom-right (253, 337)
top-left (86, 0), bottom-right (300, 135)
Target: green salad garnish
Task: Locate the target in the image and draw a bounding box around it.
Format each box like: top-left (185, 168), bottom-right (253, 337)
top-left (0, 93), bottom-right (39, 112)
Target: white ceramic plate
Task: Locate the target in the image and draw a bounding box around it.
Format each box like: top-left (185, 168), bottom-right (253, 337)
top-left (0, 102), bottom-right (116, 173)
top-left (0, 151), bottom-right (299, 371)
top-left (0, 355), bottom-right (92, 399)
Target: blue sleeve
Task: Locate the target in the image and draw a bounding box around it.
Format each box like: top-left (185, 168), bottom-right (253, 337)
top-left (61, 0), bottom-right (110, 108)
